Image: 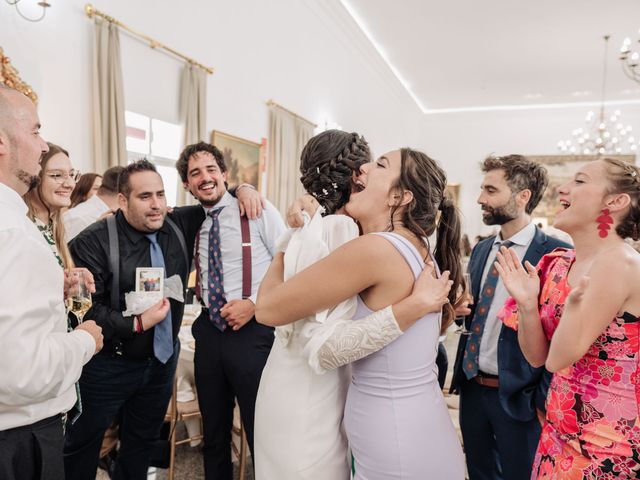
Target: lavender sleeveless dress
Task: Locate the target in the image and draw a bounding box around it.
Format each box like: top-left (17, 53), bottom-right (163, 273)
top-left (344, 233), bottom-right (465, 479)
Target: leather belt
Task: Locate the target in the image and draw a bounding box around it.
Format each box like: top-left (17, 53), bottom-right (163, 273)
top-left (473, 372), bottom-right (499, 388)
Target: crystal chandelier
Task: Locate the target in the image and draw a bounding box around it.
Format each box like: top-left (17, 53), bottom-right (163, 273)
top-left (558, 35), bottom-right (638, 155)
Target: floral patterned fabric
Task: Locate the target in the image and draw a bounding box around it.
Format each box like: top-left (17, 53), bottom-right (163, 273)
top-left (33, 217), bottom-right (64, 268)
top-left (499, 248), bottom-right (640, 479)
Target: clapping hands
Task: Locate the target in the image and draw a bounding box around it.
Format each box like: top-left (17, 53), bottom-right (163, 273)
top-left (494, 246), bottom-right (539, 310)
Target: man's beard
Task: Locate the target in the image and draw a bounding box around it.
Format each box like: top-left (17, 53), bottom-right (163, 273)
top-left (17, 169), bottom-right (39, 191)
top-left (482, 197), bottom-right (519, 226)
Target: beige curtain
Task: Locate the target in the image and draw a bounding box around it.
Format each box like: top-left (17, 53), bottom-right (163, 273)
top-left (266, 106), bottom-right (315, 214)
top-left (91, 18), bottom-right (126, 172)
top-left (177, 64), bottom-right (207, 206)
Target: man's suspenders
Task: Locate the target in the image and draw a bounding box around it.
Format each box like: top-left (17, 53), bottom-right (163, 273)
top-left (195, 212), bottom-right (252, 303)
top-left (240, 214), bottom-right (252, 300)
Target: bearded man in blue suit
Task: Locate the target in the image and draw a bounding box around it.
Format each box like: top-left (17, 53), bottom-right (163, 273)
top-left (450, 155), bottom-right (571, 480)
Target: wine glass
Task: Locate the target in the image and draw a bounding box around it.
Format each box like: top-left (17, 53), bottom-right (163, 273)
top-left (454, 273), bottom-right (473, 335)
top-left (67, 271), bottom-right (92, 324)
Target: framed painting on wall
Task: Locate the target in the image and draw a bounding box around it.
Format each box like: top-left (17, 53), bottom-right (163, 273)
top-left (528, 154), bottom-right (636, 226)
top-left (211, 130), bottom-right (261, 190)
top-left (445, 183), bottom-right (460, 206)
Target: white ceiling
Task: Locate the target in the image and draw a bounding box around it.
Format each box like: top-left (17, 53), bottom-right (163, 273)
top-left (342, 0), bottom-right (640, 112)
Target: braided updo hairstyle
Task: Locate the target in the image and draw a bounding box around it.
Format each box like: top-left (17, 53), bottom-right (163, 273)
top-left (299, 130), bottom-right (371, 215)
top-left (390, 148), bottom-right (463, 333)
top-left (602, 157), bottom-right (640, 240)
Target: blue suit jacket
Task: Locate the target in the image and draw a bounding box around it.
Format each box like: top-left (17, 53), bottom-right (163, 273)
top-left (450, 226), bottom-right (571, 422)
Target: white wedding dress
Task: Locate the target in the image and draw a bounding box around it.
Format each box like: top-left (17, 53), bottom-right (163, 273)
top-left (254, 211), bottom-right (402, 480)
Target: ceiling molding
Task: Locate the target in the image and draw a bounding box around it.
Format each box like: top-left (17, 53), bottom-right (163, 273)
top-left (301, 0), bottom-right (421, 113)
top-left (423, 98), bottom-right (640, 114)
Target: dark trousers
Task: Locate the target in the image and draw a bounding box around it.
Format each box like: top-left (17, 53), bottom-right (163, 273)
top-left (192, 312), bottom-right (274, 480)
top-left (63, 345), bottom-right (179, 480)
top-left (0, 414), bottom-right (64, 480)
top-left (459, 379), bottom-right (541, 480)
top-left (436, 341), bottom-right (448, 390)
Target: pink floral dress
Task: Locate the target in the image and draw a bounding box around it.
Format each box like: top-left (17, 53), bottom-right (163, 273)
top-left (500, 248), bottom-right (640, 479)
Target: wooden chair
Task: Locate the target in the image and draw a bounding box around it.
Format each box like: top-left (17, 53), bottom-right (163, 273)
top-left (231, 403), bottom-right (249, 480)
top-left (164, 381), bottom-right (249, 480)
top-left (165, 380), bottom-right (204, 480)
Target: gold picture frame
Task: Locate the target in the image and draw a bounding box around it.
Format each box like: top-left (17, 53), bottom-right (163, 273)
top-left (446, 183), bottom-right (461, 206)
top-left (210, 130), bottom-right (261, 190)
top-left (0, 47), bottom-right (37, 103)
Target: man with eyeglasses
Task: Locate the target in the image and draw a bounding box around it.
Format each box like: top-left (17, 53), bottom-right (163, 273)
top-left (0, 86), bottom-right (103, 480)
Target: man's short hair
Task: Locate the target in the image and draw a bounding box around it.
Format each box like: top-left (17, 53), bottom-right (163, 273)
top-left (481, 154), bottom-right (549, 214)
top-left (99, 165), bottom-right (125, 195)
top-left (119, 159), bottom-right (157, 198)
top-left (176, 142), bottom-right (226, 183)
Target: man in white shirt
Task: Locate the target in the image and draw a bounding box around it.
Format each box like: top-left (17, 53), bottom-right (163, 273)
top-left (176, 142), bottom-right (285, 479)
top-left (0, 85), bottom-right (103, 480)
top-left (63, 165), bottom-right (123, 241)
top-left (450, 155), bottom-right (571, 480)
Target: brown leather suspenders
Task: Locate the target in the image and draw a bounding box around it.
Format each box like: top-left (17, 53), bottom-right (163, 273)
top-left (194, 211), bottom-right (252, 302)
top-left (239, 214), bottom-right (252, 300)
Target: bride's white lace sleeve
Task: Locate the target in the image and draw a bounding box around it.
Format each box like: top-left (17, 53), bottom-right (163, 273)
top-left (280, 213), bottom-right (403, 373)
top-left (303, 306), bottom-right (402, 374)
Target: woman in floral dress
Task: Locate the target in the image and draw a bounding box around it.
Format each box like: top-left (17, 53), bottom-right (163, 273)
top-left (496, 157), bottom-right (640, 479)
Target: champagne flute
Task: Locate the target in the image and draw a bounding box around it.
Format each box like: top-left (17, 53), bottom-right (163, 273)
top-left (67, 271), bottom-right (92, 324)
top-left (454, 273), bottom-right (473, 335)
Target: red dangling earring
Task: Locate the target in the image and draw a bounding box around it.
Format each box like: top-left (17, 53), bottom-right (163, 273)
top-left (596, 208), bottom-right (614, 238)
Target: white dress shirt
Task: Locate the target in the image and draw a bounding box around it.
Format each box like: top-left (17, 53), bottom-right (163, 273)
top-left (197, 191), bottom-right (286, 306)
top-left (63, 194), bottom-right (110, 242)
top-left (0, 183), bottom-right (95, 430)
top-left (478, 222), bottom-right (536, 375)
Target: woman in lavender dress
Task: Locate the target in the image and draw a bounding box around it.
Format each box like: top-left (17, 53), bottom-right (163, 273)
top-left (257, 148), bottom-right (465, 479)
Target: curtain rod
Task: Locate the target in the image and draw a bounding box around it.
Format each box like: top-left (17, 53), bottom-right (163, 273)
top-left (84, 4), bottom-right (214, 75)
top-left (266, 99), bottom-right (317, 127)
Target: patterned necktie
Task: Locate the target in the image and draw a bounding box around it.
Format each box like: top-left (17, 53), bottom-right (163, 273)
top-left (462, 240), bottom-right (513, 379)
top-left (146, 232), bottom-right (174, 363)
top-left (207, 207), bottom-right (227, 331)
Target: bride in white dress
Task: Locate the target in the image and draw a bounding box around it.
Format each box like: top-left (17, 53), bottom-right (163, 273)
top-left (253, 131), bottom-right (453, 479)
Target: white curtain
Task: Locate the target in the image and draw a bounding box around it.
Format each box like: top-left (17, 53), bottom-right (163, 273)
top-left (91, 18), bottom-right (126, 172)
top-left (266, 106), bottom-right (315, 214)
top-left (177, 64), bottom-right (207, 206)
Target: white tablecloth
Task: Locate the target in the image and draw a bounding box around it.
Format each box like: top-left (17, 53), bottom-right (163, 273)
top-left (176, 304), bottom-right (201, 445)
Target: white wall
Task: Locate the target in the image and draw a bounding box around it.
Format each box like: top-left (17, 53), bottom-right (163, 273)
top-left (5, 1), bottom-right (640, 238)
top-left (417, 105), bottom-right (640, 237)
top-left (0, 0), bottom-right (423, 178)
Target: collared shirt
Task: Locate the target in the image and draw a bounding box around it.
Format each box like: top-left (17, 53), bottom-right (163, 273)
top-left (478, 222), bottom-right (536, 375)
top-left (69, 207), bottom-right (204, 359)
top-left (0, 183), bottom-right (95, 430)
top-left (197, 191), bottom-right (286, 306)
top-left (63, 194), bottom-right (110, 242)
